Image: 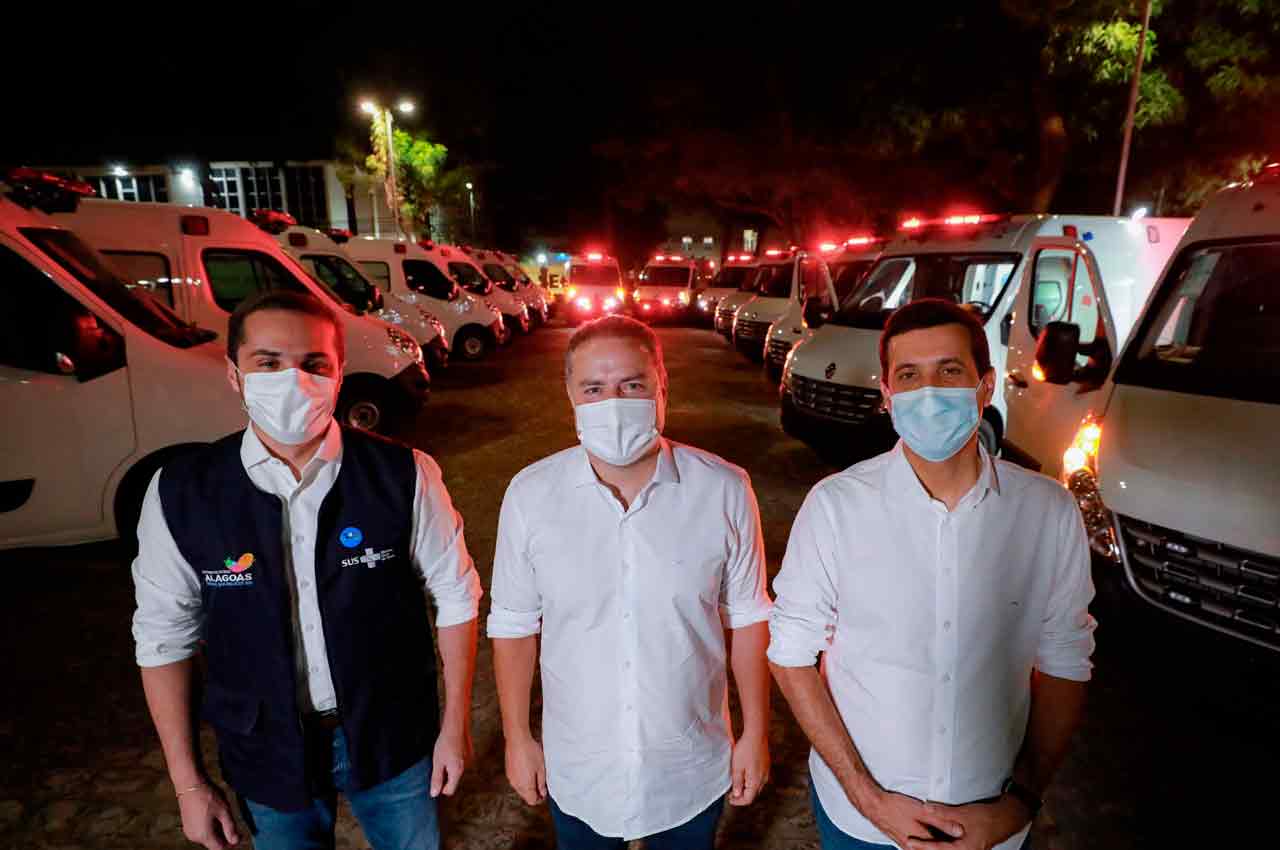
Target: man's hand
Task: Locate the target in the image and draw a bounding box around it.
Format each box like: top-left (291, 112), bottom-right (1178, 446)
top-left (504, 734), bottom-right (547, 806)
top-left (728, 732), bottom-right (770, 806)
top-left (431, 724), bottom-right (472, 797)
top-left (904, 796), bottom-right (1031, 850)
top-left (860, 788), bottom-right (965, 850)
top-left (177, 784), bottom-right (240, 849)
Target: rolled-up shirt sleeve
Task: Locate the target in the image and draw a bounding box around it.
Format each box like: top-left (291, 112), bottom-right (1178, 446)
top-left (720, 469), bottom-right (772, 629)
top-left (1035, 494), bottom-right (1098, 681)
top-left (768, 484), bottom-right (839, 668)
top-left (486, 480), bottom-right (543, 639)
top-left (132, 471), bottom-right (205, 667)
top-left (412, 451), bottom-right (482, 628)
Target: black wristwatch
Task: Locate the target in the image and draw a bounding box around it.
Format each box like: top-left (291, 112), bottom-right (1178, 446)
top-left (1001, 777), bottom-right (1043, 817)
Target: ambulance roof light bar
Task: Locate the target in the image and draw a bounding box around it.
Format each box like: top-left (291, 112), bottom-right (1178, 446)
top-left (249, 208), bottom-right (297, 235)
top-left (899, 213), bottom-right (1005, 231)
top-left (3, 167), bottom-right (97, 214)
top-left (845, 235), bottom-right (883, 246)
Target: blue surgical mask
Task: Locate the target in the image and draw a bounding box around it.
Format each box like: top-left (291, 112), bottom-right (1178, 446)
top-left (888, 384), bottom-right (982, 462)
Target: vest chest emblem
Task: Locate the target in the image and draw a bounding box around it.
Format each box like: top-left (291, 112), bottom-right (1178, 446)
top-left (204, 553), bottom-right (256, 587)
top-left (341, 547), bottom-right (396, 569)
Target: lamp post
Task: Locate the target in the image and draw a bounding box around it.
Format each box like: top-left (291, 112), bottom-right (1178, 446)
top-left (465, 181), bottom-right (476, 240)
top-left (361, 98), bottom-right (415, 238)
top-left (1112, 0), bottom-right (1153, 217)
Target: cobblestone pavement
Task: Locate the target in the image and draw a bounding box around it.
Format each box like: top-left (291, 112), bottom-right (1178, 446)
top-left (2, 324), bottom-right (1277, 849)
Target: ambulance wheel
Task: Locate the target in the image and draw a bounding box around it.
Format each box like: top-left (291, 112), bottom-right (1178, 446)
top-left (114, 444), bottom-right (206, 553)
top-left (337, 376), bottom-right (389, 433)
top-left (455, 327), bottom-right (490, 361)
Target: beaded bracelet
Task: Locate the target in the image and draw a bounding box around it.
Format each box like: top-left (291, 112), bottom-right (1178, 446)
top-left (175, 783), bottom-right (208, 799)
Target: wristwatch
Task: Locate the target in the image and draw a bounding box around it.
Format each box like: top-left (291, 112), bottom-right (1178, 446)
top-left (1000, 777), bottom-right (1043, 817)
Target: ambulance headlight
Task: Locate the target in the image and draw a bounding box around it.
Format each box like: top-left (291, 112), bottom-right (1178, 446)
top-left (386, 326), bottom-right (423, 363)
top-left (1062, 415), bottom-right (1119, 562)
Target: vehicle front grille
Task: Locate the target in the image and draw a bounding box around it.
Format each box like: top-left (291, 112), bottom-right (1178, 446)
top-left (1117, 515), bottom-right (1280, 651)
top-left (790, 376), bottom-right (882, 425)
top-left (735, 319), bottom-right (771, 342)
top-left (766, 338), bottom-right (793, 367)
top-left (715, 306), bottom-right (736, 331)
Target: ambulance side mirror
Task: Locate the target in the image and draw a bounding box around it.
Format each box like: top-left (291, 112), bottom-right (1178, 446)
top-left (1034, 321), bottom-right (1080, 385)
top-left (370, 288), bottom-right (385, 311)
top-left (54, 352), bottom-right (76, 375)
top-left (802, 298), bottom-right (832, 329)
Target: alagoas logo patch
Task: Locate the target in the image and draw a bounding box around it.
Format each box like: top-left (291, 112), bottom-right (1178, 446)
top-left (203, 553), bottom-right (256, 587)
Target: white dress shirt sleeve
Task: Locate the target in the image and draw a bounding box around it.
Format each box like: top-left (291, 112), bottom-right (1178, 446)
top-left (486, 480), bottom-right (543, 638)
top-left (1035, 495), bottom-right (1098, 681)
top-left (411, 450), bottom-right (482, 628)
top-left (131, 470), bottom-right (205, 668)
top-left (720, 470), bottom-right (773, 629)
top-left (768, 485), bottom-right (839, 668)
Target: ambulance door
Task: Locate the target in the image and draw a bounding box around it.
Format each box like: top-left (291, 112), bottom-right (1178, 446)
top-left (799, 255), bottom-right (837, 326)
top-left (0, 239), bottom-right (136, 544)
top-left (1003, 236), bottom-right (1118, 477)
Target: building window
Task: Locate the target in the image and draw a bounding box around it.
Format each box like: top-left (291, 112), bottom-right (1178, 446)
top-left (241, 166), bottom-right (284, 215)
top-left (284, 166), bottom-right (329, 228)
top-left (91, 174), bottom-right (168, 203)
top-left (208, 168), bottom-right (242, 216)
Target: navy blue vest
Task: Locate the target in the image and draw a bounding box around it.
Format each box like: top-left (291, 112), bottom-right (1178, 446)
top-left (159, 428), bottom-right (438, 811)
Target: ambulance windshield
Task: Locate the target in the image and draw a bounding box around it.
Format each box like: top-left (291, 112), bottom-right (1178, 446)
top-left (756, 263), bottom-right (793, 298)
top-left (640, 266), bottom-right (692, 287)
top-left (570, 263), bottom-right (622, 287)
top-left (20, 227), bottom-right (215, 349)
top-left (1117, 239), bottom-right (1280, 406)
top-left (833, 252), bottom-right (1019, 329)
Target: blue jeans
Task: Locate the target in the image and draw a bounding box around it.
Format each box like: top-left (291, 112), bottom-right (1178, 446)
top-left (243, 727), bottom-right (439, 850)
top-left (810, 780), bottom-right (1032, 850)
top-left (549, 795), bottom-right (724, 850)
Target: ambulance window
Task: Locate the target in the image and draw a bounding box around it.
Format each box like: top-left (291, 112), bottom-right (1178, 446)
top-left (101, 251), bottom-right (173, 308)
top-left (800, 258), bottom-right (832, 305)
top-left (404, 260), bottom-right (456, 300)
top-left (831, 260), bottom-right (873, 300)
top-left (359, 261), bottom-right (392, 292)
top-left (203, 250), bottom-right (306, 312)
top-left (1029, 248), bottom-right (1101, 347)
top-left (0, 245), bottom-right (123, 377)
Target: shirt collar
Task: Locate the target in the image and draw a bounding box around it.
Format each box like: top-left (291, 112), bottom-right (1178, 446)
top-left (885, 440), bottom-right (1001, 512)
top-left (240, 419), bottom-right (343, 474)
top-left (570, 437), bottom-right (679, 488)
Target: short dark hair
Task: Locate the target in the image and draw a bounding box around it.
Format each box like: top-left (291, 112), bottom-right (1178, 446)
top-left (879, 298), bottom-right (992, 378)
top-left (565, 315), bottom-right (666, 385)
top-left (227, 290), bottom-right (345, 365)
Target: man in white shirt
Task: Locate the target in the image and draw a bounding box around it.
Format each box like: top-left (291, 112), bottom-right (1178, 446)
top-left (132, 291), bottom-right (481, 850)
top-left (488, 315), bottom-right (773, 849)
top-left (769, 299), bottom-right (1097, 850)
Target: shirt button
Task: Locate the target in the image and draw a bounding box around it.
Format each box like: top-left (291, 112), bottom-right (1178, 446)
top-left (300, 580), bottom-right (310, 589)
top-left (625, 704), bottom-right (634, 712)
top-left (939, 725), bottom-right (947, 735)
top-left (623, 611), bottom-right (631, 620)
top-left (310, 665), bottom-right (319, 674)
top-left (942, 673), bottom-right (951, 683)
top-left (624, 661), bottom-right (632, 670)
top-left (305, 624), bottom-right (315, 633)
top-left (293, 534), bottom-right (305, 544)
top-left (943, 620), bottom-right (952, 631)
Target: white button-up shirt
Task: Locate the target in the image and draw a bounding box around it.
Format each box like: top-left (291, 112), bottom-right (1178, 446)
top-left (768, 444), bottom-right (1096, 850)
top-left (132, 423), bottom-right (482, 713)
top-left (487, 440), bottom-right (772, 840)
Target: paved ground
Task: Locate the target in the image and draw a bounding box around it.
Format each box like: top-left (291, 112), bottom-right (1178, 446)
top-left (2, 322), bottom-right (1278, 849)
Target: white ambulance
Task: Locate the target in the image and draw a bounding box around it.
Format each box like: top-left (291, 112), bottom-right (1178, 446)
top-left (563, 251), bottom-right (626, 325)
top-left (60, 200), bottom-right (430, 434)
top-left (449, 245), bottom-right (530, 335)
top-left (469, 248), bottom-right (550, 327)
top-left (697, 253), bottom-right (756, 326)
top-left (344, 238), bottom-right (508, 361)
top-left (0, 170), bottom-right (245, 549)
top-left (1053, 170), bottom-right (1280, 652)
top-left (497, 253), bottom-right (554, 320)
top-left (731, 248), bottom-right (805, 357)
top-left (780, 212), bottom-right (1189, 465)
top-left (265, 219), bottom-right (450, 371)
top-left (763, 238), bottom-right (881, 381)
top-left (633, 253), bottom-right (699, 322)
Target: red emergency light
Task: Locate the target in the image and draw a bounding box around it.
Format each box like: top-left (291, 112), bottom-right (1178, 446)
top-left (3, 168), bottom-right (97, 214)
top-left (845, 235), bottom-right (881, 247)
top-left (764, 248), bottom-right (785, 257)
top-left (668, 255), bottom-right (683, 261)
top-left (394, 243), bottom-right (407, 254)
top-left (900, 217), bottom-right (924, 231)
top-left (654, 255), bottom-right (666, 261)
top-left (818, 242), bottom-right (839, 253)
top-left (249, 209), bottom-right (297, 234)
top-left (322, 228), bottom-right (352, 244)
top-left (180, 215), bottom-right (210, 236)
top-left (587, 252), bottom-right (604, 261)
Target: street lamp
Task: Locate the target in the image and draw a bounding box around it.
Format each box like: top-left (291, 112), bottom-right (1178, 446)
top-left (465, 181), bottom-right (476, 240)
top-left (359, 97), bottom-right (415, 238)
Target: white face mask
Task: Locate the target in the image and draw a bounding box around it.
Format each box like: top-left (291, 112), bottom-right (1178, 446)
top-left (574, 397), bottom-right (660, 466)
top-left (239, 368), bottom-right (338, 445)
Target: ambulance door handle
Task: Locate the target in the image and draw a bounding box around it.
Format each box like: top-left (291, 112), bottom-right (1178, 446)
top-left (1006, 370), bottom-right (1029, 389)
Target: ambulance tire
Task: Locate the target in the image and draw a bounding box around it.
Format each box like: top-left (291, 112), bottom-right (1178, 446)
top-left (337, 375), bottom-right (391, 434)
top-left (114, 444), bottom-right (207, 554)
top-left (455, 327), bottom-right (491, 361)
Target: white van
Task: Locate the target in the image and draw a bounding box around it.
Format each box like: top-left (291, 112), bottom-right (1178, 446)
top-left (469, 248), bottom-right (549, 328)
top-left (269, 221), bottom-right (450, 371)
top-left (1053, 172), bottom-right (1280, 651)
top-left (780, 213), bottom-right (1189, 465)
top-left (563, 252), bottom-right (626, 325)
top-left (708, 256), bottom-right (761, 333)
top-left (695, 254), bottom-right (756, 326)
top-left (633, 254), bottom-right (699, 322)
top-left (763, 239), bottom-right (881, 381)
top-left (497, 252), bottom-right (554, 320)
top-left (61, 200), bottom-right (430, 434)
top-left (448, 245), bottom-right (530, 334)
top-left (0, 171), bottom-right (245, 549)
top-left (344, 238), bottom-right (507, 361)
top-left (731, 249), bottom-right (803, 357)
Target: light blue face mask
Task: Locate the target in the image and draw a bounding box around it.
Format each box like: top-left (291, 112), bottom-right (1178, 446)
top-left (888, 384), bottom-right (982, 462)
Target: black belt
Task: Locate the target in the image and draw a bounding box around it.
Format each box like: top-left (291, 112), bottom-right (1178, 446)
top-left (303, 709), bottom-right (342, 732)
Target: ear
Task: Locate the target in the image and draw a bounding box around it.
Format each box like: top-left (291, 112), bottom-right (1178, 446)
top-left (880, 379), bottom-right (893, 414)
top-left (225, 357), bottom-right (242, 396)
top-left (977, 369), bottom-right (996, 409)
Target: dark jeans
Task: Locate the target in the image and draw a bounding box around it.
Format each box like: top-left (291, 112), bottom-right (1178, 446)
top-left (549, 795), bottom-right (725, 850)
top-left (241, 726), bottom-right (439, 850)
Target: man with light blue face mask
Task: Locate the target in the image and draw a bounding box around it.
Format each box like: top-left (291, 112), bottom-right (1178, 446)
top-left (769, 299), bottom-right (1097, 850)
top-left (130, 291), bottom-right (481, 850)
top-left (489, 315), bottom-right (774, 850)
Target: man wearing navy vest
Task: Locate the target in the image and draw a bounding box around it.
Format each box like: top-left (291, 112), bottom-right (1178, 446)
top-left (131, 291), bottom-right (481, 850)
